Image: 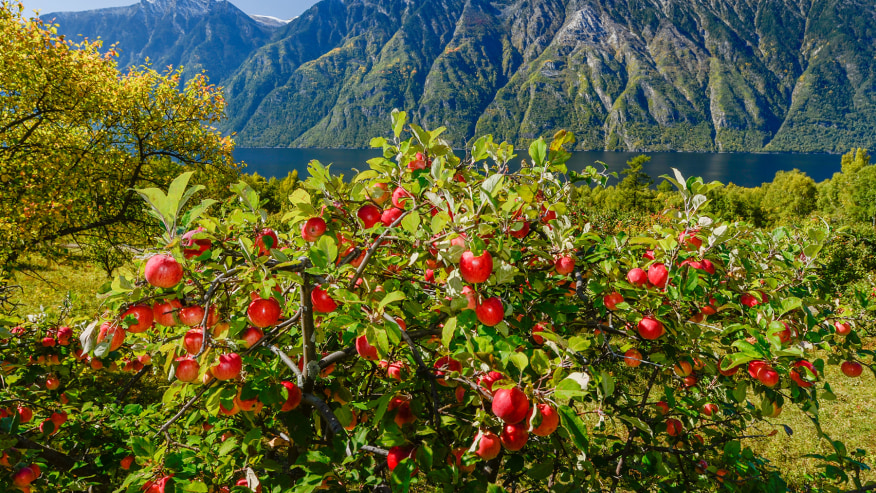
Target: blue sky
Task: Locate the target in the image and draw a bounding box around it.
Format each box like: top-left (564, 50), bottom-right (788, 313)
top-left (19, 0), bottom-right (320, 19)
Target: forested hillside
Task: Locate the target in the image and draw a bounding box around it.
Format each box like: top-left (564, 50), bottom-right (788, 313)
top-left (46, 0), bottom-right (876, 151)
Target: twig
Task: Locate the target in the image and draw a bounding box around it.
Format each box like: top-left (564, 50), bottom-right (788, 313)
top-left (384, 313), bottom-right (441, 428)
top-left (115, 365), bottom-right (150, 404)
top-left (269, 345), bottom-right (304, 388)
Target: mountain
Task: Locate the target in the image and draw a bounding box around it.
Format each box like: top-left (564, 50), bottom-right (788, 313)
top-left (42, 0), bottom-right (278, 84)
top-left (42, 0), bottom-right (876, 152)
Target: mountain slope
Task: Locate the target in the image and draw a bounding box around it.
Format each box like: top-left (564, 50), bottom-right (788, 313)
top-left (42, 0), bottom-right (876, 152)
top-left (42, 0), bottom-right (277, 84)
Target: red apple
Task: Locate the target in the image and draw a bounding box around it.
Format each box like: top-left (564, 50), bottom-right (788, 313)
top-left (387, 445), bottom-right (415, 472)
top-left (121, 305), bottom-right (153, 333)
top-left (391, 187), bottom-right (412, 208)
top-left (679, 230), bottom-right (702, 250)
top-left (834, 321), bottom-right (852, 336)
top-left (476, 297), bottom-right (504, 326)
top-left (529, 403), bottom-right (560, 436)
top-left (280, 381), bottom-right (302, 411)
top-left (627, 268), bottom-right (647, 286)
top-left (380, 207), bottom-right (404, 226)
top-left (461, 286), bottom-right (477, 310)
top-left (756, 366), bottom-right (779, 387)
top-left (624, 349), bottom-right (643, 367)
top-left (841, 361), bottom-right (863, 378)
top-left (182, 228), bottom-right (211, 259)
top-left (666, 418), bottom-right (683, 436)
top-left (97, 322), bottom-right (125, 352)
top-left (45, 375), bottom-right (60, 390)
top-left (702, 403), bottom-right (719, 417)
top-left (394, 401), bottom-right (416, 427)
top-left (176, 358), bottom-right (200, 382)
top-left (655, 401), bottom-right (670, 415)
top-left (240, 327), bottom-right (264, 348)
top-left (255, 228), bottom-right (279, 256)
top-left (142, 475), bottom-right (173, 493)
top-left (248, 297), bottom-right (281, 328)
top-left (178, 305), bottom-right (205, 327)
top-left (182, 328), bottom-right (204, 355)
top-left (492, 387), bottom-right (529, 424)
top-left (673, 360), bottom-right (693, 377)
top-left (460, 250), bottom-right (493, 284)
top-left (500, 421), bottom-right (529, 451)
top-left (407, 152), bottom-right (427, 171)
top-left (647, 263), bottom-right (668, 288)
top-left (449, 447), bottom-right (475, 474)
top-left (12, 466), bottom-right (37, 487)
top-left (789, 360), bottom-right (817, 387)
top-left (701, 259), bottom-right (716, 275)
top-left (355, 335), bottom-right (379, 361)
top-left (603, 292), bottom-right (624, 311)
top-left (741, 291), bottom-right (767, 308)
top-left (144, 254), bottom-right (183, 289)
top-left (17, 406), bottom-right (32, 423)
top-left (311, 286), bottom-right (338, 313)
top-left (433, 356), bottom-right (461, 386)
top-left (357, 204), bottom-right (382, 228)
top-left (637, 316), bottom-right (664, 340)
top-left (474, 431), bottom-right (501, 460)
top-left (120, 455), bottom-right (135, 470)
top-left (387, 361), bottom-right (405, 380)
top-left (554, 256), bottom-right (575, 275)
top-left (153, 299), bottom-right (182, 327)
top-left (301, 217), bottom-right (326, 242)
top-left (532, 322), bottom-right (548, 344)
top-left (56, 326), bottom-right (73, 345)
top-left (212, 353), bottom-right (242, 381)
top-left (368, 182), bottom-right (391, 205)
top-left (509, 219), bottom-right (530, 239)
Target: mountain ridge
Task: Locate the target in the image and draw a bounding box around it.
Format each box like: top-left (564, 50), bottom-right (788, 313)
top-left (41, 0), bottom-right (876, 152)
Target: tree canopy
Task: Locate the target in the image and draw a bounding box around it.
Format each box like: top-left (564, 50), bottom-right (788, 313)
top-left (0, 1), bottom-right (239, 275)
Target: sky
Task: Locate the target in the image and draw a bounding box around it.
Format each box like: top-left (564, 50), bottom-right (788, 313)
top-left (19, 0), bottom-right (320, 19)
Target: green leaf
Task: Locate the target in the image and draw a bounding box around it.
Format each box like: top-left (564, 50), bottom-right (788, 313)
top-left (509, 352), bottom-right (528, 374)
top-left (779, 297), bottom-right (802, 317)
top-left (442, 317), bottom-right (457, 348)
top-left (554, 373), bottom-right (590, 404)
top-left (401, 211), bottom-right (420, 234)
top-left (530, 349), bottom-right (550, 375)
top-left (558, 405), bottom-right (589, 452)
top-left (391, 109), bottom-right (407, 139)
top-left (528, 138), bottom-right (547, 166)
top-left (599, 370), bottom-right (615, 397)
top-left (378, 291), bottom-right (406, 312)
top-left (131, 436), bottom-right (156, 458)
top-left (619, 415), bottom-right (653, 438)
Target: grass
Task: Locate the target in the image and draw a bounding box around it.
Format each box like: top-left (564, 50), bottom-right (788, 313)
top-left (749, 358), bottom-right (876, 488)
top-left (9, 254), bottom-right (131, 318)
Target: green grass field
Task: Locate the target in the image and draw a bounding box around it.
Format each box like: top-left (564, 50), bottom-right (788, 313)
top-left (9, 257), bottom-right (876, 490)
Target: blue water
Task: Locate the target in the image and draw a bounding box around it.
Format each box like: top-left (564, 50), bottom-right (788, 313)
top-left (234, 148), bottom-right (841, 188)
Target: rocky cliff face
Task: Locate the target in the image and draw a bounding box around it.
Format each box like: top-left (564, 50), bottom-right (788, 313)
top-left (45, 0), bottom-right (876, 152)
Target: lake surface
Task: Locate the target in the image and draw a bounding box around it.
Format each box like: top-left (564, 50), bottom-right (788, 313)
top-left (234, 148), bottom-right (842, 188)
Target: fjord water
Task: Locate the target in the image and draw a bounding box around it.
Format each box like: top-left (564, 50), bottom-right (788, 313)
top-left (235, 148), bottom-right (841, 187)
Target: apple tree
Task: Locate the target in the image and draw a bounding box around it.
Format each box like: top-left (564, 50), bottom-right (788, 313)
top-left (3, 113), bottom-right (875, 492)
